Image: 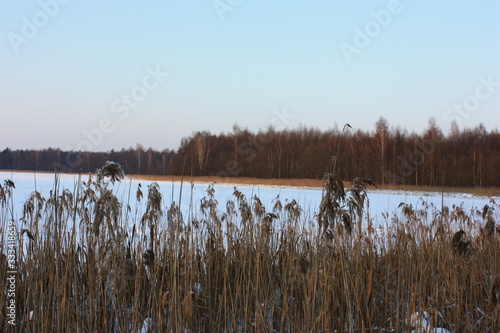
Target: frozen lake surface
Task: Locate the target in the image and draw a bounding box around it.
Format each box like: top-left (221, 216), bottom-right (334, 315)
top-left (1, 171), bottom-right (497, 231)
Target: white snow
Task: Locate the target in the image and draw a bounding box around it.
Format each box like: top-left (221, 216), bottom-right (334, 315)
top-left (1, 171), bottom-right (497, 231)
top-left (410, 311), bottom-right (451, 333)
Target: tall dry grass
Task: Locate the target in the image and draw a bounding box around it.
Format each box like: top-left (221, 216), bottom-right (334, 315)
top-left (0, 163), bottom-right (499, 332)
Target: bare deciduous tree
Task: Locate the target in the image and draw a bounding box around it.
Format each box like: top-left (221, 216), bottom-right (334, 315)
top-left (193, 132), bottom-right (210, 175)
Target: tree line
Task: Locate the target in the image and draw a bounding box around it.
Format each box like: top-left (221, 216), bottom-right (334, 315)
top-left (0, 146), bottom-right (174, 177)
top-left (1, 118), bottom-right (499, 187)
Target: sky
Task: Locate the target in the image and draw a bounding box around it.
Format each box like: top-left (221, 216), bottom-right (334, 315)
top-left (1, 0), bottom-right (499, 152)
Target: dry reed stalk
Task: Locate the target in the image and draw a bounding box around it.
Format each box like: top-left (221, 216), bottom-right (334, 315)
top-left (2, 161), bottom-right (499, 332)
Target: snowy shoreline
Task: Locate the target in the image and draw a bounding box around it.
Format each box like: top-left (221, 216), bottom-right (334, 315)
top-left (1, 171), bottom-right (497, 228)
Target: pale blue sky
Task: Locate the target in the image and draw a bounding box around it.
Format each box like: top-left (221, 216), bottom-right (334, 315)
top-left (1, 0), bottom-right (499, 152)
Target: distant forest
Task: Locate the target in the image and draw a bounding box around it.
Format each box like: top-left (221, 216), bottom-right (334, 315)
top-left (1, 118), bottom-right (499, 187)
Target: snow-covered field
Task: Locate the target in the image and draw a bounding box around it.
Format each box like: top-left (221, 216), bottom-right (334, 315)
top-left (1, 171), bottom-right (497, 230)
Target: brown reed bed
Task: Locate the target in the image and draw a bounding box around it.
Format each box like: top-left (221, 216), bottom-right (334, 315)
top-left (128, 174), bottom-right (500, 197)
top-left (0, 164), bottom-right (499, 332)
